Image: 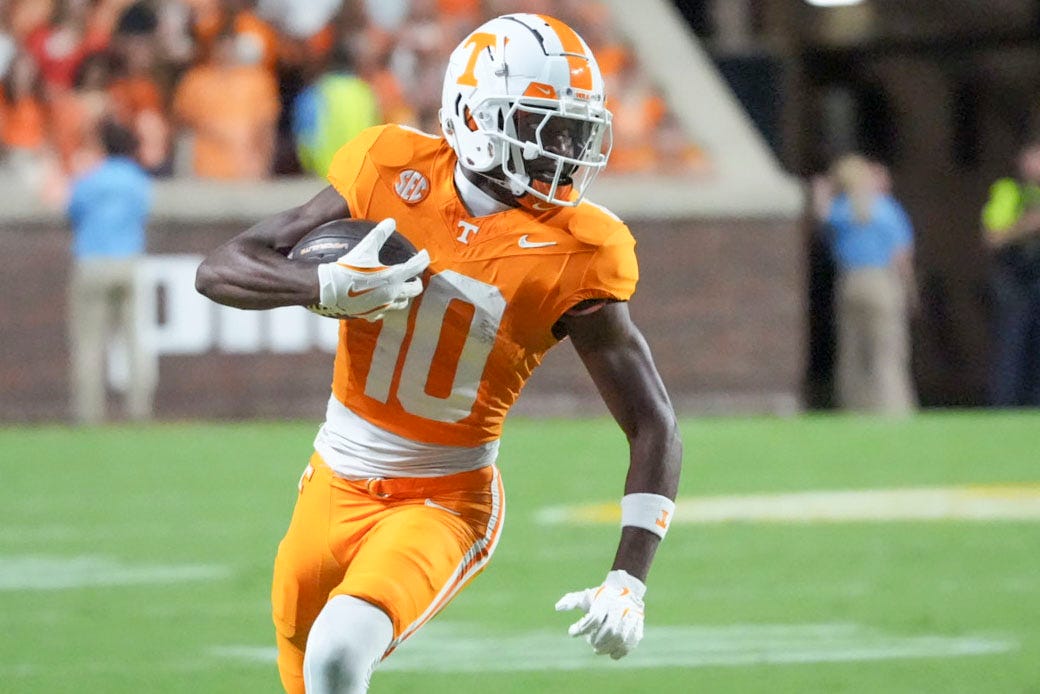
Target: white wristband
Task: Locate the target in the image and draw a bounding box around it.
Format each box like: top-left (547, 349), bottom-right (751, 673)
top-left (620, 493), bottom-right (675, 539)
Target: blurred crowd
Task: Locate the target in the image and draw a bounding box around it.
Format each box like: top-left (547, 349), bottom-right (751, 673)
top-left (0, 0), bottom-right (705, 203)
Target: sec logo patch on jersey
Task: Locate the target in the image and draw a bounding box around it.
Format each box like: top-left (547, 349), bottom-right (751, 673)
top-left (395, 169), bottom-right (431, 204)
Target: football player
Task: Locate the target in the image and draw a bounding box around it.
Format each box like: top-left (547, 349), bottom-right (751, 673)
top-left (195, 13), bottom-right (682, 694)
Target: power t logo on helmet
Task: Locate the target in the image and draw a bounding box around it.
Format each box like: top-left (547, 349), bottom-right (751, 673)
top-left (439, 13), bottom-right (613, 208)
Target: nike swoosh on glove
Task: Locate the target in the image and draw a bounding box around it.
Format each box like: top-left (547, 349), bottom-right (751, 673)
top-left (555, 569), bottom-right (646, 659)
top-left (315, 218), bottom-right (430, 321)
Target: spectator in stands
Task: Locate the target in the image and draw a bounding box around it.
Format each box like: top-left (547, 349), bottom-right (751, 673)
top-left (24, 0), bottom-right (109, 94)
top-left (66, 118), bottom-right (155, 424)
top-left (291, 41), bottom-right (379, 177)
top-left (981, 139), bottom-right (1040, 407)
top-left (257, 0), bottom-right (342, 44)
top-left (353, 28), bottom-right (416, 127)
top-left (172, 28), bottom-right (279, 179)
top-left (393, 0), bottom-right (461, 134)
top-left (0, 17), bottom-right (17, 81)
top-left (0, 0), bottom-right (701, 191)
top-left (109, 1), bottom-right (171, 172)
top-left (49, 50), bottom-right (111, 176)
top-left (151, 0), bottom-right (195, 66)
top-left (813, 154), bottom-right (917, 414)
top-left (7, 0), bottom-right (56, 44)
top-left (605, 51), bottom-right (666, 173)
top-left (363, 0), bottom-right (411, 32)
top-left (191, 0), bottom-right (279, 73)
top-left (0, 52), bottom-right (49, 176)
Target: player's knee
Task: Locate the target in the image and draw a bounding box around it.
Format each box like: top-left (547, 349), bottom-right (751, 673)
top-left (303, 596), bottom-right (392, 694)
top-left (303, 635), bottom-right (371, 692)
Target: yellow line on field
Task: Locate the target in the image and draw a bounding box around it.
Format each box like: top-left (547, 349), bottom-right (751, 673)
top-left (536, 484), bottom-right (1040, 525)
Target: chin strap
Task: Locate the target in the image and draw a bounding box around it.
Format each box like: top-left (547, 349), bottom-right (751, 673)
top-left (462, 165), bottom-right (573, 211)
top-left (515, 178), bottom-right (574, 211)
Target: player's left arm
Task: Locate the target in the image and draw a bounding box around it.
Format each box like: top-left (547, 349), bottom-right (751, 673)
top-left (554, 300), bottom-right (682, 658)
top-left (565, 301), bottom-right (682, 578)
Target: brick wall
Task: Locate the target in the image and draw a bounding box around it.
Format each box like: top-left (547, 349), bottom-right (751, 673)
top-left (0, 217), bottom-right (804, 422)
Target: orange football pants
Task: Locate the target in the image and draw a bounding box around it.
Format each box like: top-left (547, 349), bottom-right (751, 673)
top-left (272, 452), bottom-right (505, 694)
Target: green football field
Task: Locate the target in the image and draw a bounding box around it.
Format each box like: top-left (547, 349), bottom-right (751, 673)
top-left (2, 412), bottom-right (1039, 693)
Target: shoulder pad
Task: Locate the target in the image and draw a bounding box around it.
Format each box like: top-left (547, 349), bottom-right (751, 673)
top-left (564, 200), bottom-right (632, 247)
top-left (369, 124), bottom-right (444, 168)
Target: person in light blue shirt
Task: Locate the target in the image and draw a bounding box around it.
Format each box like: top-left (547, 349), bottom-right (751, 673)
top-left (67, 118), bottom-right (156, 424)
top-left (814, 154), bottom-right (917, 413)
top-left (827, 190), bottom-right (913, 271)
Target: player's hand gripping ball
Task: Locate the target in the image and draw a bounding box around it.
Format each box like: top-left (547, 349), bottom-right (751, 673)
top-left (289, 218), bottom-right (430, 321)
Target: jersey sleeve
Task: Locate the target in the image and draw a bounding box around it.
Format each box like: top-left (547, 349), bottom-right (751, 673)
top-left (552, 221), bottom-right (639, 321)
top-left (325, 125), bottom-right (391, 219)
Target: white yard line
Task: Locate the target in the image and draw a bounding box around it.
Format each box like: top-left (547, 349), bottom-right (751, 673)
top-left (537, 484), bottom-right (1040, 525)
top-left (212, 622), bottom-right (1016, 672)
top-left (0, 555), bottom-right (230, 590)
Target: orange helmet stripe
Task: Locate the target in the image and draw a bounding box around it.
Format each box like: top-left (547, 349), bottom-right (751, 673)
top-left (522, 81), bottom-right (558, 99)
top-left (537, 15), bottom-right (594, 91)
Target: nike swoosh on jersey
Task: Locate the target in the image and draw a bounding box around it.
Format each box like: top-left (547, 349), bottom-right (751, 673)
top-left (518, 235), bottom-right (558, 249)
top-left (424, 498), bottom-right (462, 516)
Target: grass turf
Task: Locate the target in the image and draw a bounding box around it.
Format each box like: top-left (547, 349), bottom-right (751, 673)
top-left (1, 412), bottom-right (1038, 693)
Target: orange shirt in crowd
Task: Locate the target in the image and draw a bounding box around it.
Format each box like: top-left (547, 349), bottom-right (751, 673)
top-left (173, 63), bottom-right (280, 179)
top-left (607, 80), bottom-right (667, 173)
top-left (109, 76), bottom-right (169, 169)
top-left (437, 0), bottom-right (482, 21)
top-left (109, 76), bottom-right (164, 117)
top-left (193, 10), bottom-right (280, 73)
top-left (49, 88), bottom-right (108, 172)
top-left (0, 90), bottom-right (47, 151)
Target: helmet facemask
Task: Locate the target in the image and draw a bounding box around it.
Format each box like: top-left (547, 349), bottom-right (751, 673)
top-left (496, 99), bottom-right (612, 208)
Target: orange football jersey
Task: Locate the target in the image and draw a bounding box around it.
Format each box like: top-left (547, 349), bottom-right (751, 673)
top-left (325, 124), bottom-right (638, 447)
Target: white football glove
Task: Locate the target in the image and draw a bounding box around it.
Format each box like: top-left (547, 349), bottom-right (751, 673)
top-left (314, 218), bottom-right (430, 321)
top-left (555, 569), bottom-right (646, 660)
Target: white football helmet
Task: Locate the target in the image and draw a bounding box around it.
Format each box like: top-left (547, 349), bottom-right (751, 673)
top-left (440, 13), bottom-right (613, 208)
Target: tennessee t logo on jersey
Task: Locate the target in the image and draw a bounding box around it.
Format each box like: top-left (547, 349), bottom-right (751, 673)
top-left (456, 220), bottom-right (480, 244)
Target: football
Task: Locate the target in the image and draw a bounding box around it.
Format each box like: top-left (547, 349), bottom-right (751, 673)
top-left (288, 219), bottom-right (418, 265)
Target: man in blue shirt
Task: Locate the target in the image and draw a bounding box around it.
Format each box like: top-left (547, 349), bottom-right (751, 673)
top-left (814, 155), bottom-right (917, 414)
top-left (67, 118), bottom-right (155, 424)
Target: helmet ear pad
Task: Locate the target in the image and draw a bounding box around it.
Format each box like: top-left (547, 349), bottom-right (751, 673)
top-left (444, 100), bottom-right (512, 173)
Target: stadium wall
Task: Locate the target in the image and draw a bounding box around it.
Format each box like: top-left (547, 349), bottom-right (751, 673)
top-left (0, 184), bottom-right (804, 423)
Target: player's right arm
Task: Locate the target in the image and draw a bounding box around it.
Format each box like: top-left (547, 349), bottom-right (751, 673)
top-left (195, 185), bottom-right (349, 310)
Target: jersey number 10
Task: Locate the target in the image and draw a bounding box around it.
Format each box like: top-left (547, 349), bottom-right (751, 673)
top-left (363, 270), bottom-right (506, 422)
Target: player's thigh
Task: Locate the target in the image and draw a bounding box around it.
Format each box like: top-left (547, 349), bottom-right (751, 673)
top-left (333, 503), bottom-right (488, 639)
top-left (272, 459), bottom-right (343, 646)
